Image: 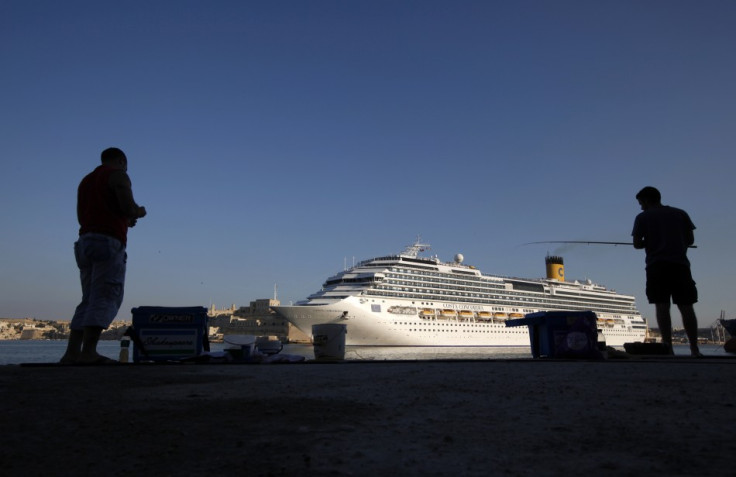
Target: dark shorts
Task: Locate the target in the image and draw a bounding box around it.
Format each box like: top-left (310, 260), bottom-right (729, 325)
top-left (645, 262), bottom-right (698, 305)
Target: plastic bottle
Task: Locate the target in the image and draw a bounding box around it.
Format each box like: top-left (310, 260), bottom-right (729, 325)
top-left (119, 336), bottom-right (130, 363)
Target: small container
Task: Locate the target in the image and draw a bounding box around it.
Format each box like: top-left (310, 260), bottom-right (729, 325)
top-left (223, 335), bottom-right (256, 362)
top-left (119, 336), bottom-right (131, 363)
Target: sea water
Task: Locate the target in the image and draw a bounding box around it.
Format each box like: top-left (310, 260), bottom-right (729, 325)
top-left (0, 340), bottom-right (729, 365)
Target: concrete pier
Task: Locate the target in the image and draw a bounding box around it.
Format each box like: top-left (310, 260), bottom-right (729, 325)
top-left (1, 358), bottom-right (734, 476)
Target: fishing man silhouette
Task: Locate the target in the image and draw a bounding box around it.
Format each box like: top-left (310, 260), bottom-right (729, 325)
top-left (632, 186), bottom-right (702, 357)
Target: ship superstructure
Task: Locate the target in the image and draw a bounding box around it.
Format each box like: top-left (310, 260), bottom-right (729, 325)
top-left (273, 240), bottom-right (647, 347)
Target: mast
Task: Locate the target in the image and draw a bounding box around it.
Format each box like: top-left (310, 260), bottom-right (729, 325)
top-left (401, 236), bottom-right (432, 258)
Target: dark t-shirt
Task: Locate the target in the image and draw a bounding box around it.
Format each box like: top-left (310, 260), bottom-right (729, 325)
top-left (632, 205), bottom-right (695, 267)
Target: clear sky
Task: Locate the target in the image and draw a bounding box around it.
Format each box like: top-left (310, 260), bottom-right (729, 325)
top-left (2, 1), bottom-right (734, 329)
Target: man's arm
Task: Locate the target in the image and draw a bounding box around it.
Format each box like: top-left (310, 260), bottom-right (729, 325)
top-left (684, 228), bottom-right (694, 247)
top-left (632, 236), bottom-right (645, 249)
top-left (683, 210), bottom-right (695, 247)
top-left (109, 170), bottom-right (146, 219)
top-left (632, 216), bottom-right (645, 249)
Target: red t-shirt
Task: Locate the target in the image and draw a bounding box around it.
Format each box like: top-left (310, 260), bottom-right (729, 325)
top-left (77, 165), bottom-right (129, 246)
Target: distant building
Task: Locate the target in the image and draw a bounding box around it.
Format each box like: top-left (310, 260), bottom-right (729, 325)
top-left (20, 325), bottom-right (53, 340)
top-left (208, 304), bottom-right (238, 317)
top-left (208, 299), bottom-right (310, 343)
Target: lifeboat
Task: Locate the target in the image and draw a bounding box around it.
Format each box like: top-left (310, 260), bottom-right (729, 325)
top-left (440, 309), bottom-right (457, 318)
top-left (509, 313), bottom-right (523, 318)
top-left (419, 308), bottom-right (435, 318)
top-left (458, 310), bottom-right (474, 321)
top-left (477, 311), bottom-right (492, 322)
top-left (493, 312), bottom-right (507, 319)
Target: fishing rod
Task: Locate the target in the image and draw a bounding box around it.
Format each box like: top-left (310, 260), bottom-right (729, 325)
top-left (524, 240), bottom-right (697, 249)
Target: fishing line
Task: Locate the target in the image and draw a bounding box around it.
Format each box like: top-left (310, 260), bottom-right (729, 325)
top-left (523, 240), bottom-right (697, 248)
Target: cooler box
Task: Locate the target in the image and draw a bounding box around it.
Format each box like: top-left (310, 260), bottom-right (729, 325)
top-left (506, 311), bottom-right (602, 359)
top-left (131, 306), bottom-right (209, 363)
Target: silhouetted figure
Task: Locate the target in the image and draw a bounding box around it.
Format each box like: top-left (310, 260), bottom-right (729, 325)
top-left (60, 147), bottom-right (147, 365)
top-left (632, 186), bottom-right (702, 357)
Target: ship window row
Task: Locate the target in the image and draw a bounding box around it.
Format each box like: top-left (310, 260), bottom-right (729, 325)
top-left (378, 284), bottom-right (519, 301)
top-left (377, 282), bottom-right (635, 312)
top-left (387, 277), bottom-right (506, 290)
top-left (324, 277), bottom-right (382, 286)
top-left (398, 329), bottom-right (527, 334)
top-left (389, 269), bottom-right (500, 286)
top-left (381, 284), bottom-right (511, 298)
top-left (387, 276), bottom-right (633, 306)
top-left (365, 290), bottom-right (635, 313)
top-left (383, 283), bottom-right (508, 296)
top-left (388, 270), bottom-right (634, 305)
top-left (393, 285), bottom-right (634, 310)
top-left (388, 263), bottom-right (440, 272)
top-left (396, 322), bottom-right (526, 329)
top-left (554, 289), bottom-right (627, 299)
top-left (385, 275), bottom-right (506, 291)
top-left (391, 328), bottom-right (527, 333)
top-left (359, 256), bottom-right (400, 264)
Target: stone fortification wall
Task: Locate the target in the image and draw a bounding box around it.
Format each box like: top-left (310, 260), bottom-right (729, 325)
top-left (207, 298), bottom-right (310, 343)
top-left (0, 318), bottom-right (129, 340)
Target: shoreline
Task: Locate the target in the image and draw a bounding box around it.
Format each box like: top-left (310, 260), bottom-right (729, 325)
top-left (1, 357), bottom-right (734, 476)
top-left (0, 341), bottom-right (731, 367)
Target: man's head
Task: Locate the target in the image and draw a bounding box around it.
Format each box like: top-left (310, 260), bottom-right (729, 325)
top-left (101, 147), bottom-right (127, 171)
top-left (636, 186), bottom-right (661, 210)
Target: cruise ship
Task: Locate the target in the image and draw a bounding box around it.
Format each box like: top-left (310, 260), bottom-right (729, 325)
top-left (273, 240), bottom-right (648, 347)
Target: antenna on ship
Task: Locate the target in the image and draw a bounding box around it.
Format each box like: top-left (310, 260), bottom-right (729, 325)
top-left (401, 235), bottom-right (432, 258)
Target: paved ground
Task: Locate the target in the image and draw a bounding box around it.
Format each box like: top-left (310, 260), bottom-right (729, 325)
top-left (1, 357), bottom-right (735, 476)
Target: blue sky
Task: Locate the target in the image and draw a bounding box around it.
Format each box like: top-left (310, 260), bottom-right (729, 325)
top-left (1, 1), bottom-right (734, 329)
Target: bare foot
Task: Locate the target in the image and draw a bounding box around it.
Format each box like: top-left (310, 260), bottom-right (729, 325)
top-left (75, 352), bottom-right (107, 365)
top-left (59, 354), bottom-right (79, 365)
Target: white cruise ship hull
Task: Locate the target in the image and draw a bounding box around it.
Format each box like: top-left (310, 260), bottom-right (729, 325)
top-left (273, 296), bottom-right (645, 348)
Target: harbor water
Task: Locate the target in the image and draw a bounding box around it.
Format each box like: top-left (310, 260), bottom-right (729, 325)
top-left (0, 340), bottom-right (730, 365)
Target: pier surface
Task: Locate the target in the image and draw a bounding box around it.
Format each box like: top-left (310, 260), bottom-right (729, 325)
top-left (1, 358), bottom-right (735, 476)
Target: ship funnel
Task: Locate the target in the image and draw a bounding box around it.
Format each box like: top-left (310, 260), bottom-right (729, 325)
top-left (545, 255), bottom-right (565, 281)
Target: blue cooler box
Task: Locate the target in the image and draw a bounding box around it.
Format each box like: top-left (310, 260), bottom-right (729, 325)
top-left (131, 306), bottom-right (209, 362)
top-left (506, 311), bottom-right (601, 359)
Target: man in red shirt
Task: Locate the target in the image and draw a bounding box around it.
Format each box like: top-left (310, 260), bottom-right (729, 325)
top-left (60, 147), bottom-right (147, 365)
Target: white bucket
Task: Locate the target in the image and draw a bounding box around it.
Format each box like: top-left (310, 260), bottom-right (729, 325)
top-left (256, 337), bottom-right (283, 355)
top-left (223, 334), bottom-right (257, 361)
top-left (312, 324), bottom-right (347, 360)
